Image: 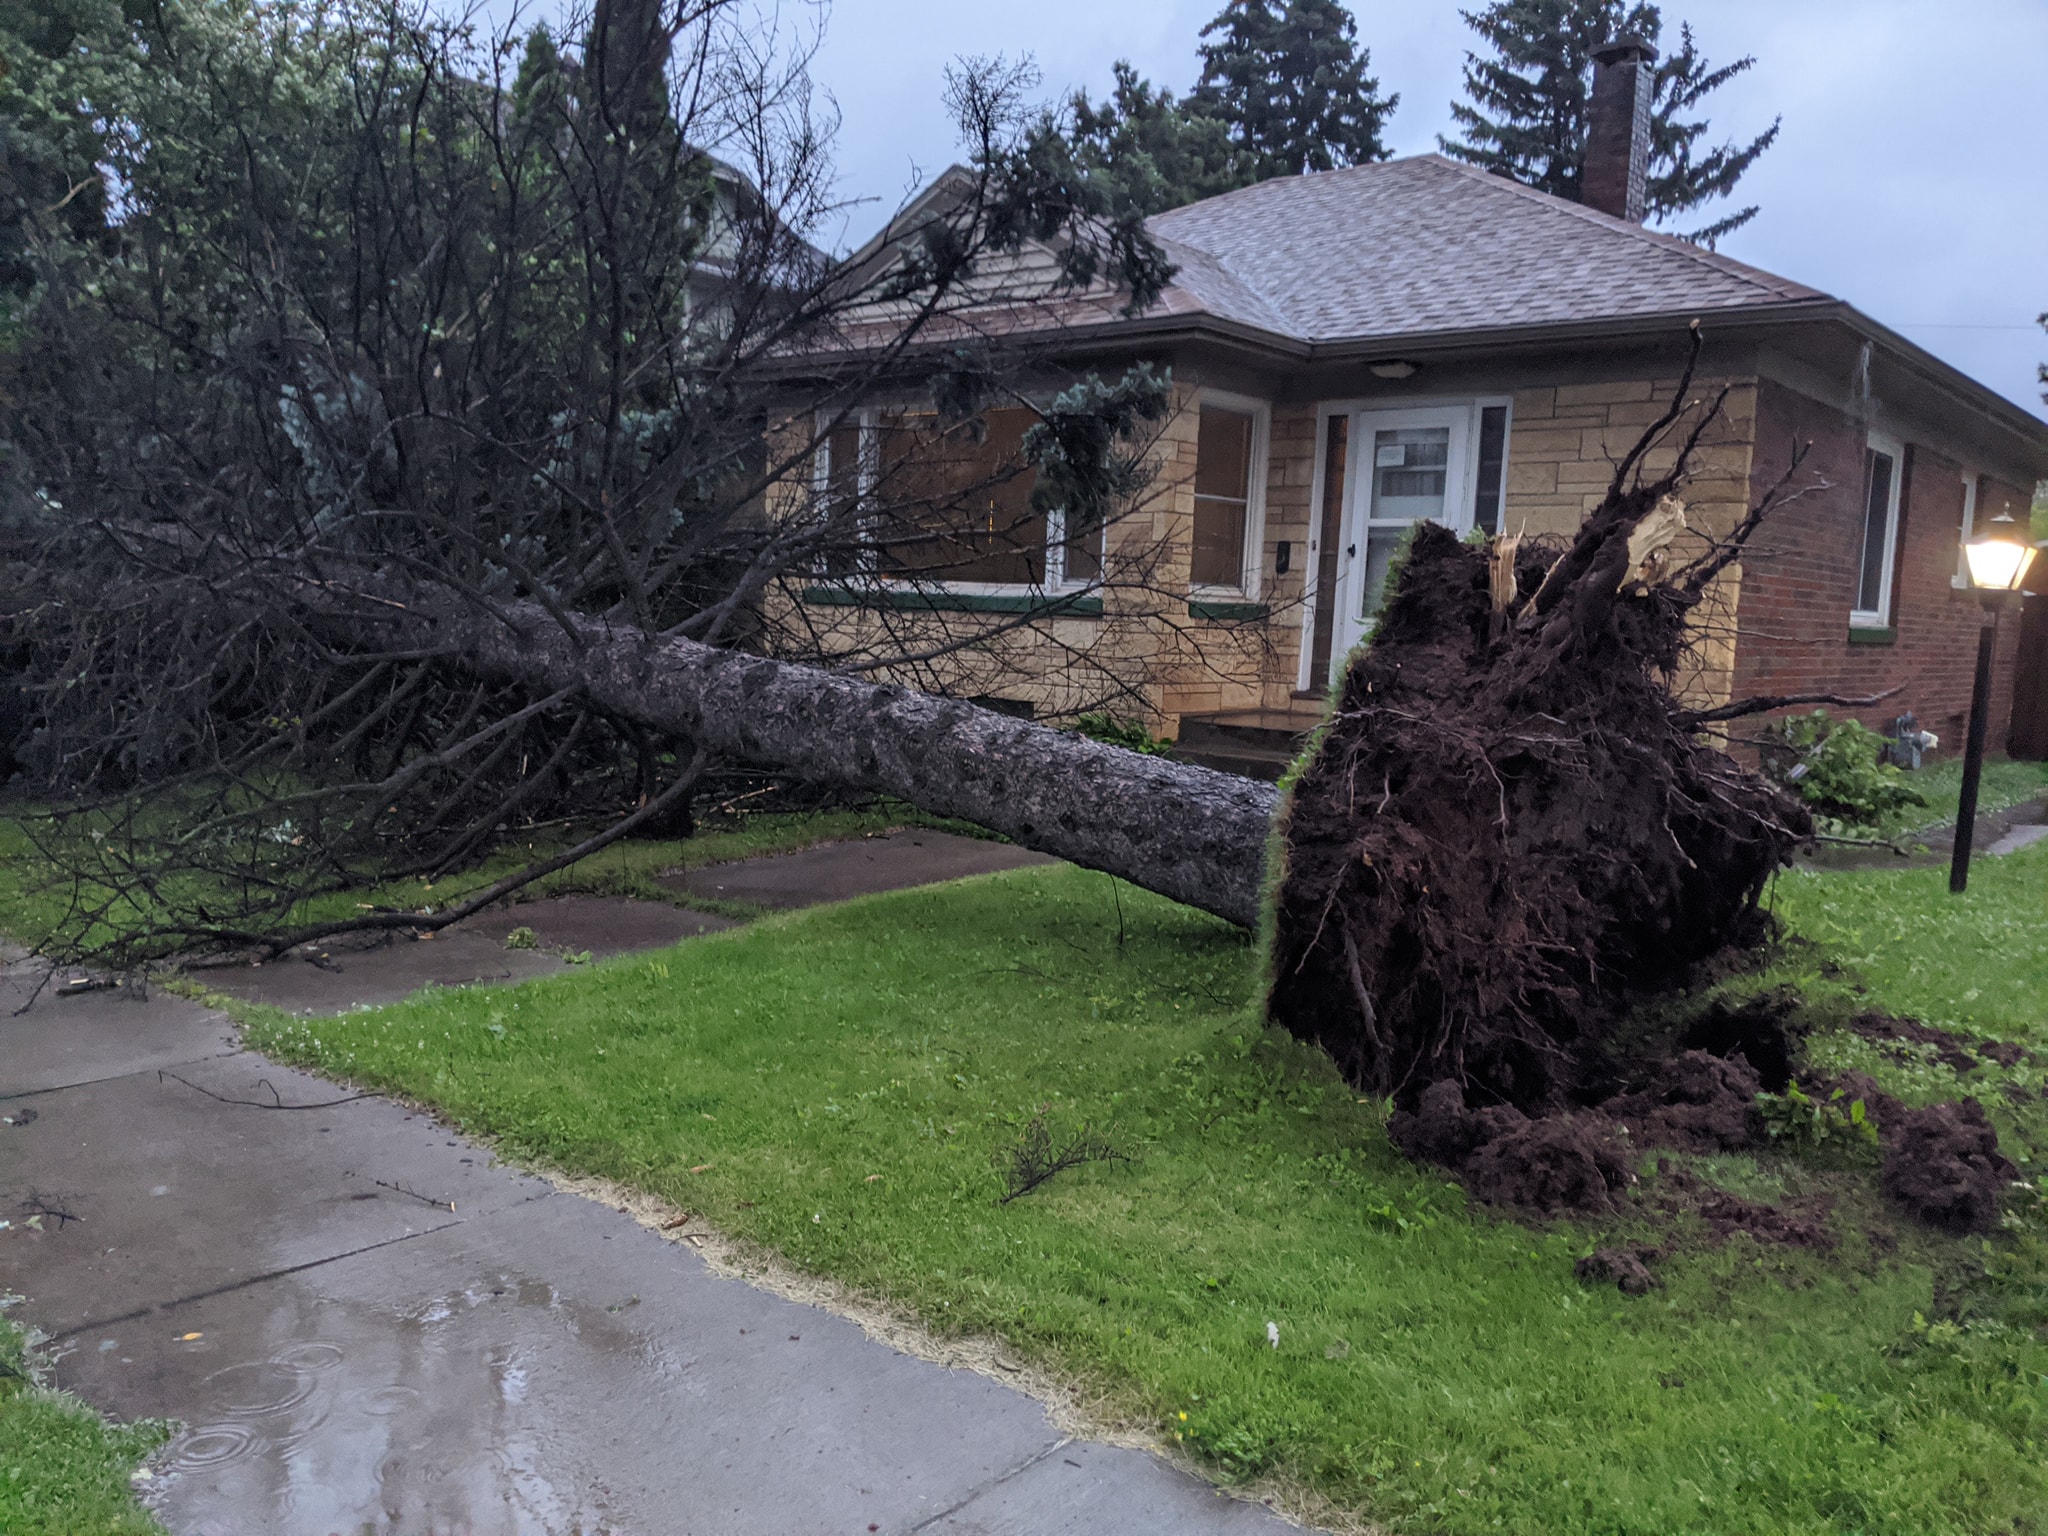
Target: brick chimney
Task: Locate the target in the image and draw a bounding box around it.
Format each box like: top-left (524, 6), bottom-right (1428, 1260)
top-left (1584, 37), bottom-right (1657, 222)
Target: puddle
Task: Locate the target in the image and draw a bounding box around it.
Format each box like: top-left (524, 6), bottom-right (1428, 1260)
top-left (145, 1275), bottom-right (643, 1535)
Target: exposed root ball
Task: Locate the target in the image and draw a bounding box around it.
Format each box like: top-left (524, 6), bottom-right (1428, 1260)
top-left (1880, 1100), bottom-right (2018, 1234)
top-left (1269, 516), bottom-right (1808, 1114)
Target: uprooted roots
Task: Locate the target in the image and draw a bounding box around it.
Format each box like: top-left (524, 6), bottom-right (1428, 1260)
top-left (1268, 505), bottom-right (1808, 1114)
top-left (1266, 340), bottom-right (1824, 1131)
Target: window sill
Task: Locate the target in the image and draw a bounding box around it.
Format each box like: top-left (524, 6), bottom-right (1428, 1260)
top-left (1847, 625), bottom-right (1897, 646)
top-left (1187, 599), bottom-right (1271, 621)
top-left (800, 585), bottom-right (1104, 617)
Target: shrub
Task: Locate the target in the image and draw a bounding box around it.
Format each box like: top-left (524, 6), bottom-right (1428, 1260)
top-left (1071, 711), bottom-right (1173, 755)
top-left (1759, 710), bottom-right (1926, 827)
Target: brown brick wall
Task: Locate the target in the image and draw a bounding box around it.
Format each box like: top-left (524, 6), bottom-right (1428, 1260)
top-left (1734, 377), bottom-right (2022, 748)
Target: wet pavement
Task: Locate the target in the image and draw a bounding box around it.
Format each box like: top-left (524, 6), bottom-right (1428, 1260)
top-left (665, 829), bottom-right (1054, 910)
top-left (200, 897), bottom-right (736, 1017)
top-left (0, 843), bottom-right (1299, 1535)
top-left (1796, 791), bottom-right (2048, 872)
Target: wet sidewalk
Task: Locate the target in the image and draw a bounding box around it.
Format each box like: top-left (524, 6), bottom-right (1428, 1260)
top-left (0, 833), bottom-right (1296, 1535)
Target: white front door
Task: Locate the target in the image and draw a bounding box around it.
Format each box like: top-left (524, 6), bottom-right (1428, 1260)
top-left (1330, 406), bottom-right (1475, 665)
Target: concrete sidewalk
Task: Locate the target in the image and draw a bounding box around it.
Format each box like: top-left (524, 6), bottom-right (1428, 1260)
top-left (0, 836), bottom-right (1300, 1536)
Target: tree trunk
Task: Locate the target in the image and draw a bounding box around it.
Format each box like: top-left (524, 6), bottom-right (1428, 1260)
top-left (393, 593), bottom-right (1279, 927)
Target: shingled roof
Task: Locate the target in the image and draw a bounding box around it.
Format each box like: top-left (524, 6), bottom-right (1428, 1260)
top-left (1142, 154), bottom-right (1826, 345)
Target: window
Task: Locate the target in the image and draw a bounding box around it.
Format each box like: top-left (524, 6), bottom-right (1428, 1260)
top-left (1191, 402), bottom-right (1253, 586)
top-left (1853, 435), bottom-right (1903, 625)
top-left (1472, 404), bottom-right (1509, 535)
top-left (814, 406), bottom-right (1100, 589)
top-left (817, 415), bottom-right (870, 575)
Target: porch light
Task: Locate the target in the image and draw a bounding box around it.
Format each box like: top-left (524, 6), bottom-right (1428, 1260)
top-left (1949, 510), bottom-right (2036, 894)
top-left (1368, 360), bottom-right (1420, 380)
top-left (1961, 512), bottom-right (2038, 593)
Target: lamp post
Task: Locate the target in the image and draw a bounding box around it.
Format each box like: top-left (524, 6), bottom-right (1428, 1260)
top-left (1950, 512), bottom-right (2039, 894)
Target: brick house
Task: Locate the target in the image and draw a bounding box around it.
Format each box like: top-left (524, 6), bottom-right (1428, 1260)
top-left (781, 56), bottom-right (2047, 774)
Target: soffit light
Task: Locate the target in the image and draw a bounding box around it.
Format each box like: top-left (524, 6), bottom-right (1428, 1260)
top-left (1962, 510), bottom-right (2038, 593)
top-left (1368, 360), bottom-right (1420, 380)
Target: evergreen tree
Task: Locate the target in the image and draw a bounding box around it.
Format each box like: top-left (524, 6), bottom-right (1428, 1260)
top-left (1440, 0), bottom-right (1778, 245)
top-left (1062, 62), bottom-right (1256, 218)
top-left (1187, 0), bottom-right (1397, 180)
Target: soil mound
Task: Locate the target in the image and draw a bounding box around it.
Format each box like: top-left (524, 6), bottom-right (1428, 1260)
top-left (1607, 1050), bottom-right (1764, 1152)
top-left (1879, 1099), bottom-right (2018, 1235)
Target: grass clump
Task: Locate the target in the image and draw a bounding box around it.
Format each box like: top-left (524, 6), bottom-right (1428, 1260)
top-left (240, 862), bottom-right (2048, 1535)
top-left (0, 1308), bottom-right (167, 1536)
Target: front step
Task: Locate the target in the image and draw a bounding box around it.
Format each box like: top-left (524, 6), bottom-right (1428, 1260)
top-left (1171, 707), bottom-right (1325, 781)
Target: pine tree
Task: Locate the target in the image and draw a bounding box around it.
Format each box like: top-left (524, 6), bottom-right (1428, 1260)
top-left (1187, 0), bottom-right (1397, 180)
top-left (1440, 0), bottom-right (1778, 245)
top-left (1063, 62), bottom-right (1257, 218)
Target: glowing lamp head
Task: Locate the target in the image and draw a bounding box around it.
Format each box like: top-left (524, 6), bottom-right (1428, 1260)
top-left (1962, 511), bottom-right (2038, 593)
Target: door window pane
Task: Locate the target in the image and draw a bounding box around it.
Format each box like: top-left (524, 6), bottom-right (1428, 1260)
top-left (1359, 426), bottom-right (1450, 621)
top-left (1857, 448), bottom-right (1896, 615)
top-left (1191, 404), bottom-right (1255, 586)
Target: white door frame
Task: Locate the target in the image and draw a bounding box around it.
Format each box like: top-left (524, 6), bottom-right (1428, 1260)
top-left (1328, 405), bottom-right (1476, 664)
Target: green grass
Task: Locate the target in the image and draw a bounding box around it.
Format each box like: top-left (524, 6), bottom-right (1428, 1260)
top-left (236, 861), bottom-right (2048, 1536)
top-left (1852, 757), bottom-right (2048, 843)
top-left (0, 802), bottom-right (965, 951)
top-left (0, 1309), bottom-right (167, 1535)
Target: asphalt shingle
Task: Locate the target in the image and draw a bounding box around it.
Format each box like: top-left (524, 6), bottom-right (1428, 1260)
top-left (1145, 155), bottom-right (1825, 344)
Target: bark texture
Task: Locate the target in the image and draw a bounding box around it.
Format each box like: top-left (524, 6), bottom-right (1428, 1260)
top-left (387, 590), bottom-right (1279, 927)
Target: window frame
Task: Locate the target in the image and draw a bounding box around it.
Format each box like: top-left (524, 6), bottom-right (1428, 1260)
top-left (811, 404), bottom-right (1100, 596)
top-left (1952, 470), bottom-right (1980, 591)
top-left (812, 407), bottom-right (879, 576)
top-left (1188, 388), bottom-right (1273, 601)
top-left (1851, 430), bottom-right (1905, 628)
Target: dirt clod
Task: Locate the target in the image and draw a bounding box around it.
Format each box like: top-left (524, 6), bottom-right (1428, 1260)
top-left (1607, 1050), bottom-right (1764, 1152)
top-left (1576, 1246), bottom-right (1662, 1295)
top-left (1879, 1099), bottom-right (2017, 1234)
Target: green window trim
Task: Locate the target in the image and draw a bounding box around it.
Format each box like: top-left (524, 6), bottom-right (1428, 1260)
top-left (1847, 625), bottom-right (1897, 646)
top-left (800, 585), bottom-right (1105, 618)
top-left (1187, 599), bottom-right (1272, 621)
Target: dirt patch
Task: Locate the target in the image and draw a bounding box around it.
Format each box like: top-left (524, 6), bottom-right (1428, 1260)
top-left (1878, 1099), bottom-right (2018, 1235)
top-left (1646, 1164), bottom-right (1835, 1250)
top-left (1847, 1011), bottom-right (2026, 1074)
top-left (1391, 1051), bottom-right (1770, 1220)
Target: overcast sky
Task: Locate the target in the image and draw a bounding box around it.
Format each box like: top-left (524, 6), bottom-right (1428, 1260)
top-left (789, 0), bottom-right (2045, 420)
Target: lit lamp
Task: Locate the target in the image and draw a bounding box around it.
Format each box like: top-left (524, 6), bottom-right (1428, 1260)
top-left (1949, 511), bottom-right (2039, 894)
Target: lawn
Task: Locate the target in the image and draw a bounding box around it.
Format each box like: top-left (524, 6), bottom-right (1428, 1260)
top-left (235, 853), bottom-right (2048, 1536)
top-left (0, 1308), bottom-right (167, 1536)
top-left (0, 801), bottom-right (960, 954)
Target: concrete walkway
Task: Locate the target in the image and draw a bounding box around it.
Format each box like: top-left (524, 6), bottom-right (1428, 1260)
top-left (0, 832), bottom-right (1297, 1536)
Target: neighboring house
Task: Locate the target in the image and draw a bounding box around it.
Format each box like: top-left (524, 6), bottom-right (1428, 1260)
top-left (779, 51), bottom-right (2048, 776)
